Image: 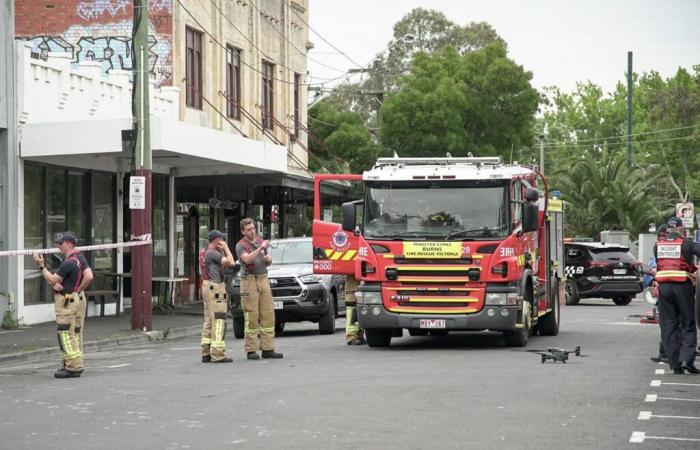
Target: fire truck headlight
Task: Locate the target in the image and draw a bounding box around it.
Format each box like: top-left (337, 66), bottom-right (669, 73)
top-left (358, 291), bottom-right (382, 305)
top-left (485, 292), bottom-right (519, 305)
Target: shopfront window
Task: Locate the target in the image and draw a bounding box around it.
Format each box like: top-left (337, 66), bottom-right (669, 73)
top-left (152, 174), bottom-right (169, 277)
top-left (92, 173), bottom-right (116, 289)
top-left (23, 164), bottom-right (46, 305)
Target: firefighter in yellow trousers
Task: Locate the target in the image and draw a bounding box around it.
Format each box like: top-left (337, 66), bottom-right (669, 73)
top-left (236, 218), bottom-right (283, 360)
top-left (345, 275), bottom-right (365, 345)
top-left (199, 230), bottom-right (235, 363)
top-left (33, 232), bottom-right (88, 378)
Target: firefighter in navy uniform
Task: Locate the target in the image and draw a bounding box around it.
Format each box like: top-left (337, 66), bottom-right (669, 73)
top-left (33, 232), bottom-right (86, 378)
top-left (199, 230), bottom-right (235, 363)
top-left (654, 217), bottom-right (700, 374)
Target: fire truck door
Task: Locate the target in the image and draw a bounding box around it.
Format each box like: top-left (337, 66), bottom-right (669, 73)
top-left (312, 174), bottom-right (363, 275)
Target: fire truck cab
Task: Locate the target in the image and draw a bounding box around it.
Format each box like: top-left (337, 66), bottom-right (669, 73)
top-left (312, 156), bottom-right (564, 348)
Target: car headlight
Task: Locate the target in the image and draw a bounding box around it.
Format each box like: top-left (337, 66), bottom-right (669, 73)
top-left (357, 291), bottom-right (382, 305)
top-left (485, 292), bottom-right (518, 305)
top-left (300, 274), bottom-right (320, 284)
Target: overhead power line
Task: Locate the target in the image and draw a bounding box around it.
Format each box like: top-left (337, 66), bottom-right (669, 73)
top-left (541, 124), bottom-right (698, 147)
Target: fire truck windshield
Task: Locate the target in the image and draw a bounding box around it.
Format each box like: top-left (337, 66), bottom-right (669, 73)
top-left (363, 180), bottom-right (509, 240)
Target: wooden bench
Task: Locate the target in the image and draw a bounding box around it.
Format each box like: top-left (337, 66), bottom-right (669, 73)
top-left (85, 290), bottom-right (120, 317)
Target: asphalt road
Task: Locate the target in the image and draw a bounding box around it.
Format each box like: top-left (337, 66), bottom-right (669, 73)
top-left (1, 297), bottom-right (699, 449)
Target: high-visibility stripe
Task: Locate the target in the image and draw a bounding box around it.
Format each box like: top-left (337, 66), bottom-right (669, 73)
top-left (396, 287), bottom-right (475, 292)
top-left (201, 338), bottom-right (212, 345)
top-left (656, 270), bottom-right (690, 277)
top-left (346, 325), bottom-right (360, 331)
top-left (325, 249), bottom-right (334, 258)
top-left (342, 250), bottom-right (357, 261)
top-left (405, 297), bottom-right (479, 303)
top-left (331, 252), bottom-right (344, 260)
top-left (398, 276), bottom-right (469, 283)
top-left (382, 254), bottom-right (395, 259)
top-left (211, 340), bottom-right (225, 348)
top-left (397, 265), bottom-right (479, 271)
top-left (537, 308), bottom-right (553, 317)
top-left (388, 306), bottom-right (478, 314)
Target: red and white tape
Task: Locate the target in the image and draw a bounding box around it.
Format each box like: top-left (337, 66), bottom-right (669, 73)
top-left (0, 234), bottom-right (152, 257)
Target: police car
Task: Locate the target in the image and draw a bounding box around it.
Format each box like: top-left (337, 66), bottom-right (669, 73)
top-left (564, 240), bottom-right (643, 305)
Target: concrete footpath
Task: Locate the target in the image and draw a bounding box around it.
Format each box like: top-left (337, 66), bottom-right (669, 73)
top-left (0, 302), bottom-right (206, 364)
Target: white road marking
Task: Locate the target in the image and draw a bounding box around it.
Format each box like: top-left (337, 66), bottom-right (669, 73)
top-left (645, 394), bottom-right (657, 402)
top-left (650, 414), bottom-right (700, 420)
top-left (638, 411), bottom-right (652, 420)
top-left (650, 380), bottom-right (662, 387)
top-left (662, 382), bottom-right (700, 387)
top-left (644, 436), bottom-right (700, 442)
top-left (107, 364), bottom-right (131, 369)
top-left (629, 432), bottom-right (645, 443)
top-left (655, 369), bottom-right (665, 375)
top-left (654, 396), bottom-right (700, 402)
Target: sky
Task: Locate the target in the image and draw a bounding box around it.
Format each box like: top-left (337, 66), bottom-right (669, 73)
top-left (307, 0), bottom-right (700, 94)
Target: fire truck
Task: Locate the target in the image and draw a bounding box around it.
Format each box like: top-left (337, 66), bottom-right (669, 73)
top-left (312, 156), bottom-right (565, 348)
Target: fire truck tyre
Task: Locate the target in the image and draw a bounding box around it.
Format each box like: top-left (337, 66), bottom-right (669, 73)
top-left (564, 280), bottom-right (580, 305)
top-left (503, 301), bottom-right (531, 347)
top-left (366, 329), bottom-right (392, 347)
top-left (275, 322), bottom-right (285, 335)
top-left (233, 317), bottom-right (245, 339)
top-left (319, 298), bottom-right (336, 334)
top-left (409, 329), bottom-right (429, 336)
top-left (612, 295), bottom-right (633, 306)
top-left (538, 279), bottom-right (561, 336)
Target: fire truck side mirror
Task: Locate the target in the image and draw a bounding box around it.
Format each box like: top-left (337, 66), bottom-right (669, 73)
top-left (342, 202), bottom-right (356, 232)
top-left (522, 203), bottom-right (539, 233)
top-left (524, 188), bottom-right (539, 202)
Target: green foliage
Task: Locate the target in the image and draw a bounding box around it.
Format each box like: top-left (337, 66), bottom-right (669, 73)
top-left (380, 44), bottom-right (539, 158)
top-left (553, 149), bottom-right (664, 237)
top-left (308, 102), bottom-right (382, 173)
top-left (1, 309), bottom-right (21, 330)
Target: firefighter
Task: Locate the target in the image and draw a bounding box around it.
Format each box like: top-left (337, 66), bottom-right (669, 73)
top-left (654, 217), bottom-right (700, 374)
top-left (236, 218), bottom-right (283, 360)
top-left (345, 275), bottom-right (364, 345)
top-left (199, 230), bottom-right (235, 363)
top-left (33, 232), bottom-right (85, 378)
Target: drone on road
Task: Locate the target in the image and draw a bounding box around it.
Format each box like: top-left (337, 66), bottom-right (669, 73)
top-left (536, 346), bottom-right (582, 364)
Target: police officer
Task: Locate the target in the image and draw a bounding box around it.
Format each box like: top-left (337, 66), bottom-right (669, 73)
top-left (236, 218), bottom-right (283, 360)
top-left (199, 230), bottom-right (235, 363)
top-left (655, 217), bottom-right (700, 374)
top-left (345, 275), bottom-right (365, 345)
top-left (33, 232), bottom-right (85, 378)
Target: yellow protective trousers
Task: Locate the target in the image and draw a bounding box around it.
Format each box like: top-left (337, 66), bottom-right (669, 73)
top-left (54, 293), bottom-right (84, 372)
top-left (75, 291), bottom-right (86, 353)
top-left (201, 280), bottom-right (229, 361)
top-left (241, 274), bottom-right (276, 353)
top-left (344, 276), bottom-right (363, 342)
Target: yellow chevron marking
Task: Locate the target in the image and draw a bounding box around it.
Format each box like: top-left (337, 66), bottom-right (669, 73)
top-left (324, 249), bottom-right (334, 258)
top-left (342, 250), bottom-right (357, 261)
top-left (331, 252), bottom-right (344, 260)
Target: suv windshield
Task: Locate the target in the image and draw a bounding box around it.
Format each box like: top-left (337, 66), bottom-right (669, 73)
top-left (269, 240), bottom-right (312, 264)
top-left (363, 180), bottom-right (509, 240)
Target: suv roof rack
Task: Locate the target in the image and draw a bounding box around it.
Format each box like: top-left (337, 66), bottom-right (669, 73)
top-left (375, 156), bottom-right (502, 167)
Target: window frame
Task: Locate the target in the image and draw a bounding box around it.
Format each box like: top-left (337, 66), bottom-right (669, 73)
top-left (185, 26), bottom-right (203, 110)
top-left (225, 45), bottom-right (242, 120)
top-left (293, 73), bottom-right (301, 138)
top-left (261, 60), bottom-right (275, 130)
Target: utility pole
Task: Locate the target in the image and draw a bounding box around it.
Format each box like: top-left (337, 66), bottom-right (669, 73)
top-left (131, 0), bottom-right (152, 331)
top-left (626, 51), bottom-right (633, 168)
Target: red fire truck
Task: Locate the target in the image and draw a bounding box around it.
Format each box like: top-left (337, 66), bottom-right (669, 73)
top-left (312, 156), bottom-right (564, 348)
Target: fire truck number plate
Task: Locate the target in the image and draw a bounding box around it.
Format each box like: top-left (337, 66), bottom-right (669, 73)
top-left (419, 319), bottom-right (446, 329)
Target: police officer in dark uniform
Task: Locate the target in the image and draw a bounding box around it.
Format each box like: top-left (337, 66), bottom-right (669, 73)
top-left (654, 217), bottom-right (700, 374)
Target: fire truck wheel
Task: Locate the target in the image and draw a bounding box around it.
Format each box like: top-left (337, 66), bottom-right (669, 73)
top-left (233, 317), bottom-right (245, 339)
top-left (503, 301), bottom-right (531, 347)
top-left (612, 295), bottom-right (633, 306)
top-left (564, 280), bottom-right (580, 305)
top-left (538, 278), bottom-right (560, 336)
top-left (366, 329), bottom-right (392, 347)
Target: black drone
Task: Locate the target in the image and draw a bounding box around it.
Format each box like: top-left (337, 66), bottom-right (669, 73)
top-left (536, 346), bottom-right (582, 364)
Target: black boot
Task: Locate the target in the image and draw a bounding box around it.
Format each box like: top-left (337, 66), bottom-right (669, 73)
top-left (261, 350), bottom-right (283, 359)
top-left (212, 357), bottom-right (233, 363)
top-left (202, 355), bottom-right (211, 363)
top-left (247, 352), bottom-right (261, 360)
top-left (680, 362), bottom-right (700, 374)
top-left (54, 369), bottom-right (81, 379)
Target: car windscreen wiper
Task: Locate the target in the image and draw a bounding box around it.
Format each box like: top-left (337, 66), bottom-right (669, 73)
top-left (447, 227), bottom-right (505, 240)
top-left (380, 231), bottom-right (449, 241)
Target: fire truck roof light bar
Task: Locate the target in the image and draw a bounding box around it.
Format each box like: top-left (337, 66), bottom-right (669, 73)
top-left (375, 157), bottom-right (502, 167)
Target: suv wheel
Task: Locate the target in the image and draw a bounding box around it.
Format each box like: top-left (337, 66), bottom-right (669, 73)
top-left (612, 295), bottom-right (633, 306)
top-left (564, 279), bottom-right (580, 305)
top-left (233, 317), bottom-right (244, 339)
top-left (318, 298), bottom-right (336, 335)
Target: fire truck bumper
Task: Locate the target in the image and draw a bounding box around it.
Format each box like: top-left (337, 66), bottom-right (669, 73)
top-left (356, 304), bottom-right (521, 331)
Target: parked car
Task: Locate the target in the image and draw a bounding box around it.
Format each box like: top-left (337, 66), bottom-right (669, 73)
top-left (563, 241), bottom-right (643, 306)
top-left (228, 237), bottom-right (346, 337)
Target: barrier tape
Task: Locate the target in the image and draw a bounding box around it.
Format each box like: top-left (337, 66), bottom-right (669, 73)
top-left (0, 234), bottom-right (152, 257)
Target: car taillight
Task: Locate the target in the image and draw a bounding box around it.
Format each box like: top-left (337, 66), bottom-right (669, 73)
top-left (588, 261), bottom-right (611, 268)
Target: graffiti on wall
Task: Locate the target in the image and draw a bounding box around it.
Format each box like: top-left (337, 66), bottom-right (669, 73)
top-left (76, 0), bottom-right (172, 21)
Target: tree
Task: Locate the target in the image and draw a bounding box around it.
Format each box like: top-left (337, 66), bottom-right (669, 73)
top-left (308, 101), bottom-right (381, 173)
top-left (380, 44), bottom-right (539, 159)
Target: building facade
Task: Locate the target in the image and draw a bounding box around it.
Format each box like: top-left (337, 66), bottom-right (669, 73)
top-left (10, 0), bottom-right (317, 325)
